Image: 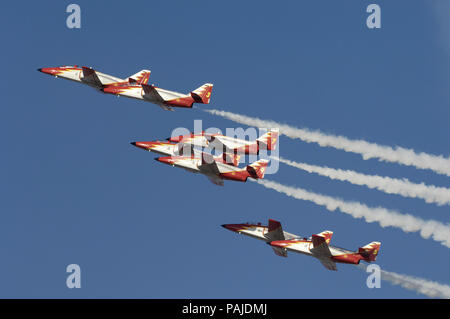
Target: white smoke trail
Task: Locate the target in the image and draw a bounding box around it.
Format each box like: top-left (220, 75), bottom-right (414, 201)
top-left (357, 264), bottom-right (450, 299)
top-left (275, 156), bottom-right (450, 206)
top-left (203, 109), bottom-right (450, 177)
top-left (253, 179), bottom-right (450, 248)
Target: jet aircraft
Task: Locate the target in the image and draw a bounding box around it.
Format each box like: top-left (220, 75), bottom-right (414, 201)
top-left (222, 219), bottom-right (381, 271)
top-left (38, 65), bottom-right (212, 110)
top-left (168, 129), bottom-right (278, 154)
top-left (131, 140), bottom-right (268, 186)
top-left (38, 65), bottom-right (150, 90)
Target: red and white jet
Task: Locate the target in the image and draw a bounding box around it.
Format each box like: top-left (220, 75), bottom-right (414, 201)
top-left (38, 65), bottom-right (150, 90)
top-left (168, 129), bottom-right (279, 154)
top-left (38, 65), bottom-right (213, 110)
top-left (130, 140), bottom-right (268, 186)
top-left (222, 219), bottom-right (381, 271)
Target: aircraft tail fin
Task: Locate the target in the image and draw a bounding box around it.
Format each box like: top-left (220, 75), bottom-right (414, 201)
top-left (358, 242), bottom-right (381, 262)
top-left (315, 231), bottom-right (333, 245)
top-left (246, 159), bottom-right (269, 179)
top-left (128, 70), bottom-right (151, 85)
top-left (191, 83), bottom-right (213, 104)
top-left (256, 129), bottom-right (279, 151)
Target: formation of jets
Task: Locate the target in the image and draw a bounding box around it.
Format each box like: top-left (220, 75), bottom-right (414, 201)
top-left (222, 219), bottom-right (381, 271)
top-left (167, 129), bottom-right (279, 154)
top-left (130, 129), bottom-right (277, 186)
top-left (38, 65), bottom-right (382, 271)
top-left (38, 65), bottom-right (213, 111)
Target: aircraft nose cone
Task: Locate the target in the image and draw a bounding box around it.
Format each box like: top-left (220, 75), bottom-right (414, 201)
top-left (38, 67), bottom-right (59, 75)
top-left (221, 224), bottom-right (232, 231)
top-left (156, 157), bottom-right (172, 164)
top-left (221, 224), bottom-right (242, 232)
top-left (131, 142), bottom-right (153, 150)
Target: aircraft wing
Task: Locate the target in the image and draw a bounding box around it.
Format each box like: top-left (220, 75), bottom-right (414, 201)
top-left (266, 220), bottom-right (288, 257)
top-left (172, 135), bottom-right (209, 148)
top-left (318, 258), bottom-right (338, 271)
top-left (81, 67), bottom-right (103, 89)
top-left (198, 153), bottom-right (221, 176)
top-left (142, 84), bottom-right (172, 110)
top-left (310, 234), bottom-right (337, 271)
top-left (206, 175), bottom-right (224, 186)
top-left (175, 143), bottom-right (195, 156)
top-left (197, 153), bottom-right (226, 186)
top-left (183, 135), bottom-right (209, 148)
top-left (158, 104), bottom-right (173, 111)
top-left (210, 135), bottom-right (249, 151)
top-left (142, 84), bottom-right (164, 102)
top-left (265, 219), bottom-right (285, 241)
top-left (271, 246), bottom-right (287, 257)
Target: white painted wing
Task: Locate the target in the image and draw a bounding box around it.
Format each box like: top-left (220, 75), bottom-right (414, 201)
top-left (210, 135), bottom-right (252, 150)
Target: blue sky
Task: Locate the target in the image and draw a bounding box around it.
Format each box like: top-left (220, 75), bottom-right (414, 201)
top-left (1, 1), bottom-right (449, 298)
